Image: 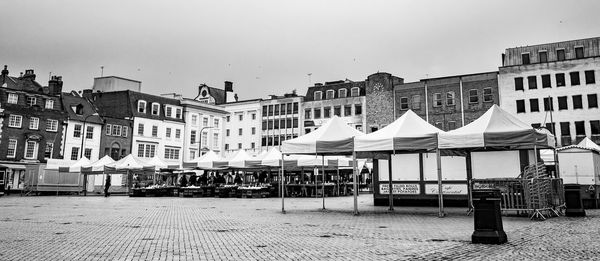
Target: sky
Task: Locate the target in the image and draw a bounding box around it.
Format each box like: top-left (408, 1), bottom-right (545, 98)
top-left (1, 0), bottom-right (599, 101)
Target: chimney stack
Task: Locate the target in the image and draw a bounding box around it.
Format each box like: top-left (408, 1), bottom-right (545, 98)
top-left (48, 76), bottom-right (63, 95)
top-left (82, 89), bottom-right (93, 99)
top-left (224, 81), bottom-right (233, 92)
top-left (1, 65), bottom-right (8, 86)
top-left (22, 69), bottom-right (36, 80)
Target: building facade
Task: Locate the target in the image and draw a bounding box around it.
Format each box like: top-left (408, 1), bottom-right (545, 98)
top-left (365, 73), bottom-right (404, 133)
top-left (61, 93), bottom-right (104, 161)
top-left (303, 80), bottom-right (366, 133)
top-left (261, 93), bottom-right (303, 151)
top-left (179, 97), bottom-right (228, 160)
top-left (222, 99), bottom-right (262, 157)
top-left (499, 37), bottom-right (600, 145)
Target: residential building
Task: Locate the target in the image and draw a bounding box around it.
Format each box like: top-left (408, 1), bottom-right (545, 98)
top-left (499, 37), bottom-right (600, 145)
top-left (223, 99), bottom-right (262, 157)
top-left (61, 92), bottom-right (104, 161)
top-left (261, 92), bottom-right (303, 151)
top-left (304, 79), bottom-right (366, 133)
top-left (194, 81), bottom-right (236, 105)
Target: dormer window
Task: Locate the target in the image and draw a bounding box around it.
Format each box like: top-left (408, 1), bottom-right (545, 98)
top-left (175, 108), bottom-right (182, 119)
top-left (7, 93), bottom-right (18, 104)
top-left (351, 87), bottom-right (360, 97)
top-left (75, 104), bottom-right (84, 115)
top-left (326, 90), bottom-right (335, 99)
top-left (314, 91), bottom-right (322, 101)
top-left (151, 103), bottom-right (160, 115)
top-left (338, 89), bottom-right (347, 98)
top-left (166, 106), bottom-right (172, 117)
top-left (26, 96), bottom-right (37, 106)
top-left (138, 100), bottom-right (146, 113)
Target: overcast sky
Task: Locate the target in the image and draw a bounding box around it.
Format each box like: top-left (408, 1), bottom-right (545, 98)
top-left (1, 0), bottom-right (599, 100)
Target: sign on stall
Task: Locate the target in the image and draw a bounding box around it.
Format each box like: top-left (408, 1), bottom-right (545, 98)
top-left (379, 183), bottom-right (420, 195)
top-left (425, 184), bottom-right (468, 195)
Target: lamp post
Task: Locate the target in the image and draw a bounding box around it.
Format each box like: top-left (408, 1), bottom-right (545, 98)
top-left (198, 126), bottom-right (214, 156)
top-left (80, 113), bottom-right (100, 159)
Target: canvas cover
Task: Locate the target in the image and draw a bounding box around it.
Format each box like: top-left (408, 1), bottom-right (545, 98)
top-left (246, 148), bottom-right (282, 167)
top-left (82, 155), bottom-right (116, 173)
top-left (105, 154), bottom-right (154, 171)
top-left (559, 137), bottom-right (600, 153)
top-left (227, 150), bottom-right (255, 168)
top-left (182, 150), bottom-right (227, 170)
top-left (354, 110), bottom-right (443, 151)
top-left (438, 105), bottom-right (555, 149)
top-left (281, 116), bottom-right (364, 155)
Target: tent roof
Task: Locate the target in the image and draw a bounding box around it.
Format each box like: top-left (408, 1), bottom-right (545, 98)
top-left (247, 147), bottom-right (282, 167)
top-left (282, 116), bottom-right (364, 154)
top-left (68, 157), bottom-right (92, 172)
top-left (83, 155), bottom-right (116, 172)
top-left (558, 137), bottom-right (600, 153)
top-left (355, 110), bottom-right (443, 151)
top-left (228, 150), bottom-right (254, 168)
top-left (106, 154), bottom-right (153, 170)
top-left (438, 105), bottom-right (555, 149)
top-left (182, 150), bottom-right (227, 170)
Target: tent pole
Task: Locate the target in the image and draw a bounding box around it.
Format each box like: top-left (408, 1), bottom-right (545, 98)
top-left (322, 155), bottom-right (325, 210)
top-left (436, 148), bottom-right (445, 217)
top-left (388, 151), bottom-right (394, 211)
top-left (353, 151), bottom-right (359, 216)
top-left (336, 166), bottom-right (340, 196)
top-left (281, 153), bottom-right (285, 214)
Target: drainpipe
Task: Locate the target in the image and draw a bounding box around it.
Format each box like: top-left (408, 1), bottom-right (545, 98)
top-left (459, 77), bottom-right (465, 126)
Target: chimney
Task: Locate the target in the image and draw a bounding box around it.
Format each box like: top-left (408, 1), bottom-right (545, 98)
top-left (224, 81), bottom-right (233, 92)
top-left (48, 76), bottom-right (63, 95)
top-left (22, 69), bottom-right (36, 81)
top-left (82, 89), bottom-right (93, 99)
top-left (1, 65), bottom-right (8, 86)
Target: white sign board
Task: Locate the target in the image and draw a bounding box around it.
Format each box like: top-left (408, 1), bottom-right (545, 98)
top-left (379, 183), bottom-right (420, 195)
top-left (425, 184), bottom-right (468, 195)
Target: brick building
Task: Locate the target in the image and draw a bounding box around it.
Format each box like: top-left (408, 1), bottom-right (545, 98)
top-left (365, 72), bottom-right (404, 133)
top-left (499, 37), bottom-right (600, 145)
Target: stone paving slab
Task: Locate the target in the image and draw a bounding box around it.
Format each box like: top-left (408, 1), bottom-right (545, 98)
top-left (0, 195), bottom-right (599, 260)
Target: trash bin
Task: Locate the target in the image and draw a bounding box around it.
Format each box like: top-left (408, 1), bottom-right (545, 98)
top-left (564, 184), bottom-right (586, 217)
top-left (471, 188), bottom-right (507, 244)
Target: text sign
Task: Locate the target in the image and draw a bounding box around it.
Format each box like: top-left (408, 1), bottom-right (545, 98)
top-left (379, 183), bottom-right (420, 195)
top-left (425, 184), bottom-right (468, 195)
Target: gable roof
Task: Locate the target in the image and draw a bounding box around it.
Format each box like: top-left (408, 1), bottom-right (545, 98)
top-left (61, 93), bottom-right (103, 124)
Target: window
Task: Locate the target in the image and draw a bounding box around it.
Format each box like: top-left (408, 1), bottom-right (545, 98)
top-left (344, 105), bottom-right (352, 116)
top-left (522, 53), bottom-right (530, 64)
top-left (239, 114), bottom-right (243, 121)
top-left (191, 115), bottom-right (198, 125)
top-left (166, 127), bottom-right (172, 138)
top-left (575, 46), bottom-right (584, 59)
top-left (226, 129), bottom-right (230, 136)
top-left (111, 125), bottom-right (121, 137)
top-left (252, 127), bottom-right (256, 135)
top-left (557, 49), bottom-right (565, 61)
top-left (226, 116), bottom-right (230, 122)
top-left (164, 148), bottom-right (180, 160)
top-left (7, 93), bottom-right (18, 104)
top-left (483, 88), bottom-right (493, 102)
top-left (556, 73), bottom-right (566, 87)
top-left (251, 113), bottom-right (256, 120)
top-left (137, 100), bottom-right (146, 113)
top-left (338, 89), bottom-right (347, 98)
top-left (274, 105), bottom-right (280, 116)
top-left (8, 115), bottom-right (22, 128)
top-left (86, 126), bottom-right (94, 139)
top-left (588, 94), bottom-right (598, 108)
top-left (334, 106), bottom-right (341, 116)
top-left (138, 124), bottom-right (144, 135)
top-left (355, 104), bottom-right (362, 115)
top-left (543, 97), bottom-right (554, 111)
top-left (468, 89), bottom-right (479, 103)
top-left (202, 117), bottom-right (209, 127)
top-left (591, 121), bottom-right (600, 136)
top-left (44, 143), bottom-right (53, 158)
top-left (45, 99), bottom-right (54, 109)
top-left (24, 141), bottom-right (38, 159)
top-left (46, 119), bottom-right (58, 132)
top-left (293, 103), bottom-right (298, 114)
top-left (7, 139), bottom-right (17, 158)
top-left (274, 119), bottom-right (279, 129)
top-left (175, 108), bottom-right (182, 119)
top-left (214, 119), bottom-right (219, 128)
top-left (446, 92), bottom-right (455, 106)
top-left (238, 143), bottom-right (242, 149)
top-left (84, 148), bottom-right (92, 160)
top-left (575, 121), bottom-right (585, 136)
top-left (238, 128), bottom-right (243, 135)
top-left (558, 96), bottom-right (568, 110)
top-left (190, 130), bottom-right (197, 144)
top-left (106, 124), bottom-right (112, 135)
top-left (73, 124), bottom-right (82, 138)
top-left (433, 93), bottom-right (442, 107)
top-left (314, 108), bottom-right (321, 118)
top-left (27, 96), bottom-right (36, 106)
top-left (29, 117), bottom-right (39, 130)
top-left (585, 70), bottom-right (596, 84)
top-left (123, 126), bottom-right (129, 137)
top-left (175, 129), bottom-right (181, 139)
top-left (286, 118), bottom-right (292, 129)
top-left (541, 75), bottom-right (551, 88)
top-left (225, 144), bottom-right (230, 150)
top-left (268, 120), bottom-right (273, 129)
top-left (515, 77), bottom-right (524, 91)
top-left (151, 103), bottom-right (159, 115)
top-left (189, 150), bottom-right (196, 160)
top-left (304, 109), bottom-right (312, 119)
top-left (262, 105), bottom-right (267, 116)
top-left (560, 122), bottom-right (571, 137)
top-left (528, 76), bottom-right (537, 89)
top-left (573, 95), bottom-right (583, 109)
top-left (251, 142), bottom-right (255, 149)
top-left (529, 98), bottom-right (539, 112)
top-left (448, 121), bottom-right (457, 130)
top-left (411, 95), bottom-right (421, 110)
top-left (213, 134), bottom-right (218, 149)
top-left (516, 100), bottom-right (525, 113)
top-left (326, 90), bottom-right (335, 99)
top-left (324, 107), bottom-right (331, 118)
top-left (351, 87), bottom-right (360, 97)
top-left (314, 91), bottom-right (322, 101)
top-left (570, 72), bottom-right (580, 86)
top-left (293, 118), bottom-right (298, 128)
top-left (137, 143), bottom-right (156, 158)
top-left (152, 126), bottom-right (158, 137)
top-left (71, 147), bottom-right (80, 160)
top-left (538, 51), bottom-right (548, 63)
top-left (166, 107), bottom-right (172, 117)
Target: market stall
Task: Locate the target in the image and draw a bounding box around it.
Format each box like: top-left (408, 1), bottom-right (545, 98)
top-left (105, 154), bottom-right (156, 197)
top-left (41, 157), bottom-right (91, 194)
top-left (555, 137), bottom-right (600, 208)
top-left (81, 155), bottom-right (117, 195)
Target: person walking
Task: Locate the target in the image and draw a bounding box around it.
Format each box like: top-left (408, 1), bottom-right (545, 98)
top-left (104, 175), bottom-right (111, 197)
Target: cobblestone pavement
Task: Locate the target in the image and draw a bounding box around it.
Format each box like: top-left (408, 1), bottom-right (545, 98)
top-left (0, 194), bottom-right (599, 260)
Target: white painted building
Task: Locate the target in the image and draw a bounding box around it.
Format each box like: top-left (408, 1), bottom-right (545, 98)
top-left (499, 37), bottom-right (600, 146)
top-left (179, 98), bottom-right (228, 160)
top-left (222, 99), bottom-right (263, 157)
top-left (61, 93), bottom-right (103, 161)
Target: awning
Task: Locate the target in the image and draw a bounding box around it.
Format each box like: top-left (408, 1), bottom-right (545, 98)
top-left (0, 164), bottom-right (27, 170)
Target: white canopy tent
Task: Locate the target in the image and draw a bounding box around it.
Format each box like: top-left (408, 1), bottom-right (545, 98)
top-left (227, 149), bottom-right (255, 169)
top-left (281, 116), bottom-right (365, 215)
top-left (182, 150), bottom-right (227, 170)
top-left (81, 155), bottom-right (117, 195)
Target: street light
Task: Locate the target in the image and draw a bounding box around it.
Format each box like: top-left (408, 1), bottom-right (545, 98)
top-left (198, 126), bottom-right (214, 156)
top-left (80, 112), bottom-right (100, 159)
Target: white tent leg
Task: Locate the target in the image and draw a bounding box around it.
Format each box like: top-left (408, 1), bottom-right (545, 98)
top-left (353, 151), bottom-right (359, 216)
top-left (388, 152), bottom-right (394, 211)
top-left (281, 153), bottom-right (286, 214)
top-left (322, 155), bottom-right (325, 210)
top-left (436, 148), bottom-right (445, 217)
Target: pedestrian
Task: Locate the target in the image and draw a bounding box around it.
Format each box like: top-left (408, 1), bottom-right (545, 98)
top-left (104, 175), bottom-right (111, 197)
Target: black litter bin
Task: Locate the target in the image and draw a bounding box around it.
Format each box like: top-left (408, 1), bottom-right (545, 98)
top-left (564, 184), bottom-right (586, 217)
top-left (471, 188), bottom-right (507, 244)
